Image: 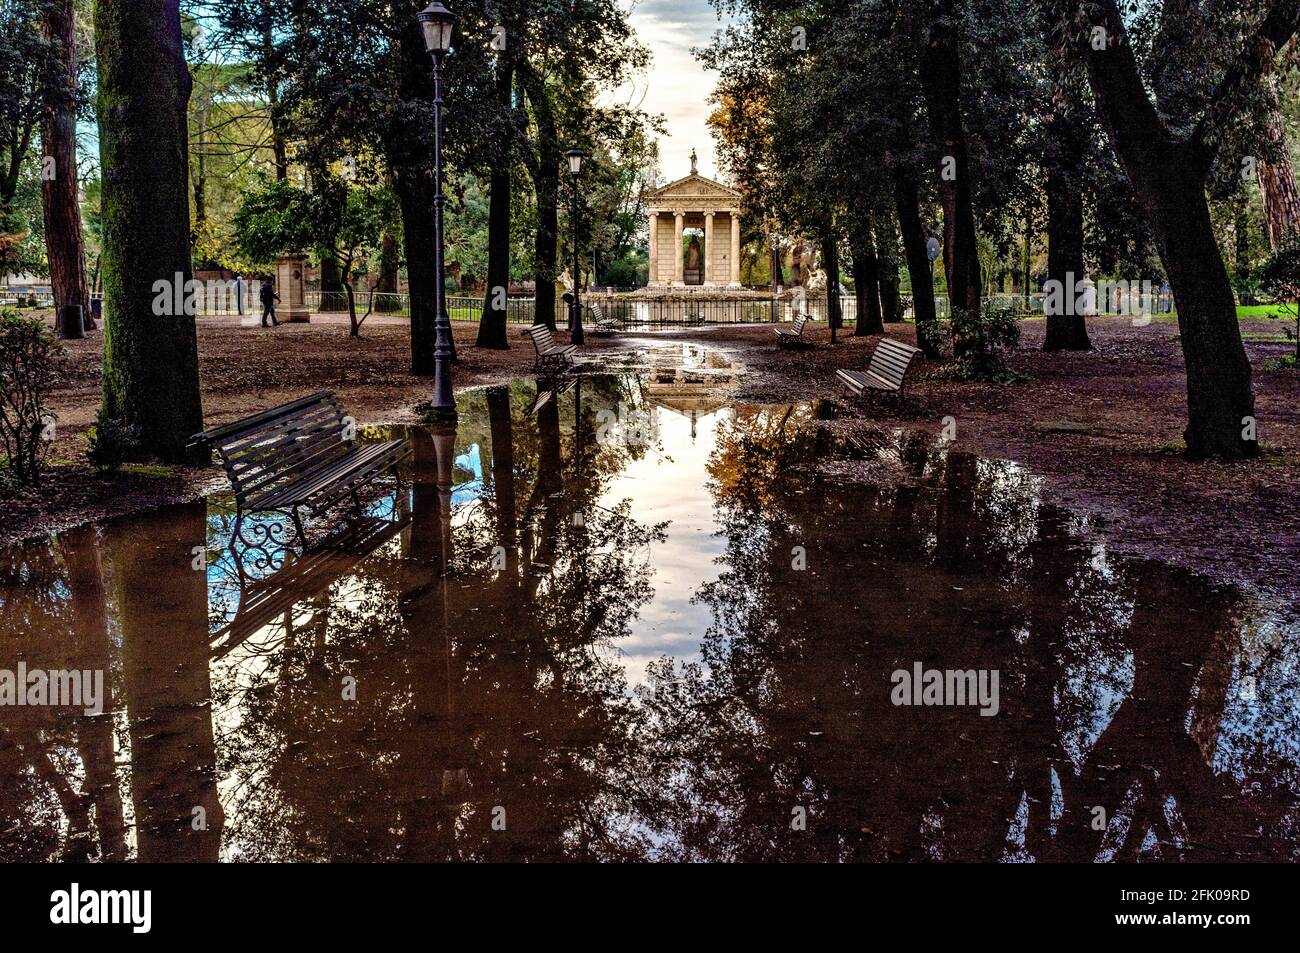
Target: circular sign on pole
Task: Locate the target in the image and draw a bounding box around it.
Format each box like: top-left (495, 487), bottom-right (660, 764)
top-left (926, 236), bottom-right (941, 262)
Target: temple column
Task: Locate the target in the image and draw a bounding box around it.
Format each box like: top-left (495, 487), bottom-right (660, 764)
top-left (730, 211), bottom-right (742, 286)
top-left (673, 211), bottom-right (685, 286)
top-left (648, 212), bottom-right (659, 285)
top-left (704, 211), bottom-right (715, 285)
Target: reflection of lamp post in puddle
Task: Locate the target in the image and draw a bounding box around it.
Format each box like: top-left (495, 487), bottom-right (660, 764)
top-left (429, 420), bottom-right (469, 805)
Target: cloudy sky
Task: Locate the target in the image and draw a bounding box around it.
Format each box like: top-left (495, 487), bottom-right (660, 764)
top-left (623, 0), bottom-right (736, 183)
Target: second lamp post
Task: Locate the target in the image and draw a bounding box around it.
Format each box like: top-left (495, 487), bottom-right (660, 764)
top-left (566, 147), bottom-right (585, 345)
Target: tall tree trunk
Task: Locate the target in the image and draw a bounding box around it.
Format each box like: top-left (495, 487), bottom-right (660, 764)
top-left (919, 1), bottom-right (982, 321)
top-left (893, 166), bottom-right (941, 358)
top-left (260, 3), bottom-right (288, 181)
top-left (851, 220), bottom-right (885, 335)
top-left (520, 65), bottom-right (559, 331)
top-left (319, 252), bottom-right (342, 294)
top-left (1044, 110), bottom-right (1091, 351)
top-left (395, 165), bottom-right (438, 375)
top-left (1073, 0), bottom-right (1257, 458)
top-left (1259, 69), bottom-right (1300, 250)
top-left (821, 221), bottom-right (841, 343)
top-left (478, 56), bottom-right (515, 349)
top-left (878, 213), bottom-right (903, 324)
top-left (41, 0), bottom-right (91, 331)
top-left (376, 230), bottom-right (399, 292)
top-left (95, 0), bottom-right (203, 462)
top-left (769, 239), bottom-right (784, 290)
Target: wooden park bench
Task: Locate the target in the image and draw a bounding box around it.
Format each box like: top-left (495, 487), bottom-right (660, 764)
top-left (836, 338), bottom-right (923, 400)
top-left (775, 314), bottom-right (811, 347)
top-left (525, 323), bottom-right (578, 370)
top-left (191, 391), bottom-right (411, 545)
top-left (589, 301), bottom-right (620, 335)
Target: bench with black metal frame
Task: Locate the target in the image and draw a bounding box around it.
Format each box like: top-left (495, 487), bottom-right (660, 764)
top-left (588, 301), bottom-right (620, 335)
top-left (776, 313), bottom-right (811, 347)
top-left (836, 337), bottom-right (923, 400)
top-left (524, 323), bottom-right (578, 370)
top-left (191, 391), bottom-right (411, 550)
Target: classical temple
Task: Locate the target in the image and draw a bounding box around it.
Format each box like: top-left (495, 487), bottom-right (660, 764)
top-left (645, 150), bottom-right (744, 288)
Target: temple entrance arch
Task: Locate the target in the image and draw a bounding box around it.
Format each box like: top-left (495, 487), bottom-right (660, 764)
top-left (645, 151), bottom-right (744, 288)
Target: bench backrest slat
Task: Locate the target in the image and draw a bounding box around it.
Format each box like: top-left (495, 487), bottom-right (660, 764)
top-left (195, 393), bottom-right (349, 503)
top-left (528, 324), bottom-right (558, 354)
top-left (590, 302), bottom-right (605, 322)
top-left (866, 338), bottom-right (921, 387)
top-left (793, 315), bottom-right (808, 333)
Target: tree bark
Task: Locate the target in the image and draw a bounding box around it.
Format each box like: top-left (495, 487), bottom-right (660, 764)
top-left (478, 55), bottom-right (515, 349)
top-left (821, 222), bottom-right (842, 343)
top-left (1258, 68), bottom-right (1300, 250)
top-left (919, 1), bottom-right (982, 319)
top-left (1044, 107), bottom-right (1091, 351)
top-left (520, 64), bottom-right (559, 331)
top-left (851, 221), bottom-right (885, 335)
top-left (395, 165), bottom-right (438, 375)
top-left (1070, 0), bottom-right (1260, 457)
top-left (95, 0), bottom-right (203, 462)
top-left (893, 167), bottom-right (942, 358)
top-left (376, 230), bottom-right (398, 292)
top-left (41, 0), bottom-right (91, 332)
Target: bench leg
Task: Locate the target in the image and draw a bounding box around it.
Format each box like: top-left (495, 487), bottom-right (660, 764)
top-left (290, 507), bottom-right (307, 548)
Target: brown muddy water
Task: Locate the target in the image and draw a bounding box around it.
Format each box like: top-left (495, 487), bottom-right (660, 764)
top-left (2, 355), bottom-right (1297, 862)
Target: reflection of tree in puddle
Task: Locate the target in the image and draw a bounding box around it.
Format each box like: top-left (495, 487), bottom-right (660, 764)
top-left (636, 410), bottom-right (1298, 861)
top-left (1, 380), bottom-right (1296, 862)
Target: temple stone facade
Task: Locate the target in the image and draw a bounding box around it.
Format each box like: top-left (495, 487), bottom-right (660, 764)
top-left (645, 154), bottom-right (743, 288)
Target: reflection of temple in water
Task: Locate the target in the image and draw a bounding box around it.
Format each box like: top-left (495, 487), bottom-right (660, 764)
top-left (642, 345), bottom-right (744, 435)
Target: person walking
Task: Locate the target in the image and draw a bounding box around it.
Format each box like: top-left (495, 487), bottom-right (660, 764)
top-left (259, 277), bottom-right (280, 327)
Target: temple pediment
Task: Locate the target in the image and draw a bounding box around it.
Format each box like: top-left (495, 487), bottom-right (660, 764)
top-left (647, 172), bottom-right (743, 203)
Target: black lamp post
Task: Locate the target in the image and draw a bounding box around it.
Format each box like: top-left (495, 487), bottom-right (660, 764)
top-left (566, 147), bottom-right (585, 345)
top-left (418, 1), bottom-right (457, 420)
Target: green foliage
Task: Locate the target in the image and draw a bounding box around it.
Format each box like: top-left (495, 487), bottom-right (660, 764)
top-left (1256, 236), bottom-right (1300, 358)
top-left (948, 305), bottom-right (1022, 382)
top-left (85, 409), bottom-right (142, 474)
top-left (233, 175), bottom-right (397, 280)
top-left (0, 308), bottom-right (63, 485)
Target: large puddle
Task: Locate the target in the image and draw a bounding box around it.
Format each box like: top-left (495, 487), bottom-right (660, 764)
top-left (2, 355), bottom-right (1298, 861)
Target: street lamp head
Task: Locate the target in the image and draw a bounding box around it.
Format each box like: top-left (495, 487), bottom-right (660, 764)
top-left (417, 1), bottom-right (456, 56)
top-left (566, 147), bottom-right (585, 176)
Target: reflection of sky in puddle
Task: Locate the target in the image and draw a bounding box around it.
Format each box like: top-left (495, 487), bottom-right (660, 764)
top-left (595, 405), bottom-right (727, 682)
top-left (4, 365), bottom-right (1300, 863)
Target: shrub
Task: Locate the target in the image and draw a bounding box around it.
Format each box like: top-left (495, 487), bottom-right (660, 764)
top-left (949, 305), bottom-right (1022, 382)
top-left (85, 410), bottom-right (142, 474)
top-left (0, 308), bottom-right (63, 484)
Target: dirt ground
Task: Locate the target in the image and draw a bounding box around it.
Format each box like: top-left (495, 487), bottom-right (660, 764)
top-left (8, 311), bottom-right (1299, 603)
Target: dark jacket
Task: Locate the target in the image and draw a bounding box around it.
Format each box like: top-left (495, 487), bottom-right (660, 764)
top-left (259, 282), bottom-right (279, 305)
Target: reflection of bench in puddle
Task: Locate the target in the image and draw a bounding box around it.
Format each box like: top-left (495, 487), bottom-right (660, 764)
top-left (211, 513), bottom-right (410, 661)
top-left (526, 376), bottom-right (577, 414)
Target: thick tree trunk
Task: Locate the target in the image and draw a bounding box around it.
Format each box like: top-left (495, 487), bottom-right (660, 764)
top-left (319, 253), bottom-right (342, 294)
top-left (851, 222), bottom-right (885, 335)
top-left (893, 168), bottom-right (941, 358)
top-left (919, 2), bottom-right (982, 319)
top-left (376, 230), bottom-right (399, 293)
top-left (95, 0), bottom-right (203, 462)
top-left (478, 58), bottom-right (515, 349)
top-left (41, 0), bottom-right (91, 332)
top-left (1075, 0), bottom-right (1257, 457)
top-left (520, 66), bottom-right (559, 331)
top-left (395, 165), bottom-right (439, 375)
top-left (1044, 131), bottom-right (1091, 351)
top-left (1259, 73), bottom-right (1300, 250)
